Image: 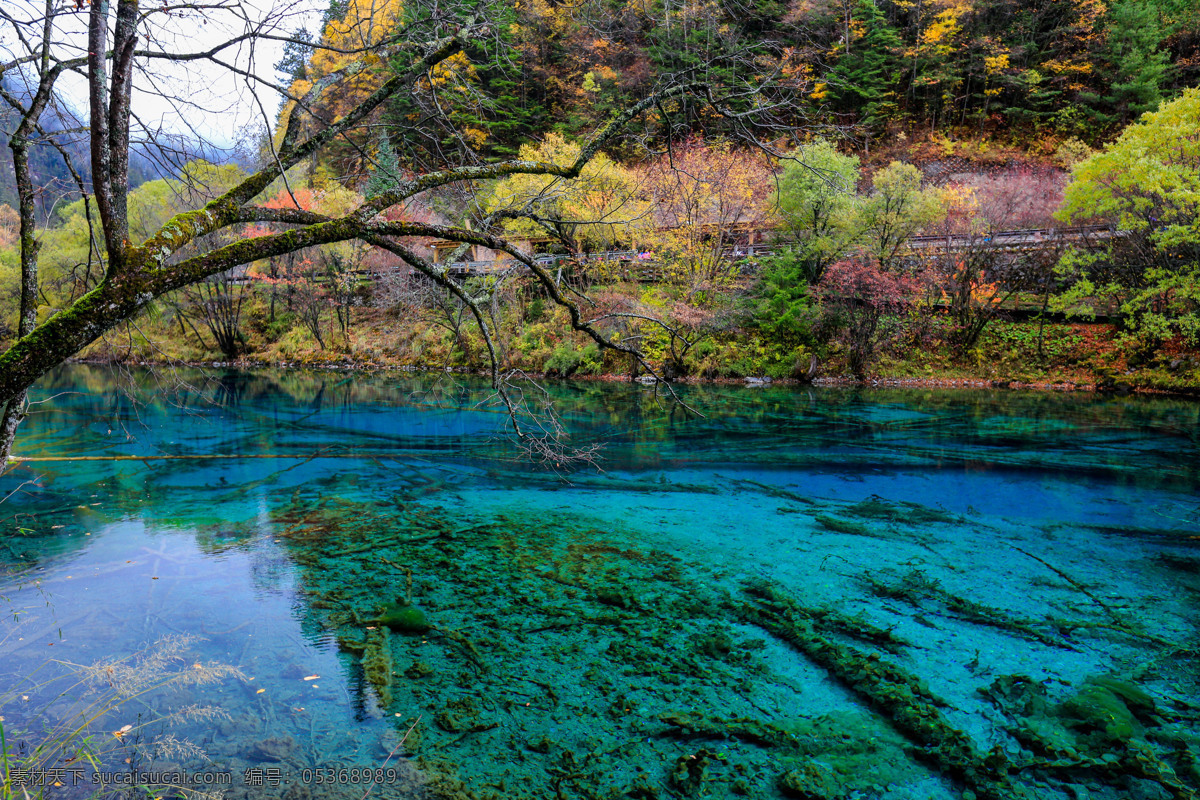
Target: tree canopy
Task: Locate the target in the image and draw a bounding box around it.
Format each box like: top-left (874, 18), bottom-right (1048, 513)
top-left (1057, 87), bottom-right (1200, 345)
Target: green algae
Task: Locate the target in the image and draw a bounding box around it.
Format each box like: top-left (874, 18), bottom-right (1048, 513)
top-left (660, 709), bottom-right (924, 795)
top-left (981, 673), bottom-right (1198, 799)
top-left (843, 496), bottom-right (960, 525)
top-left (744, 579), bottom-right (911, 653)
top-left (735, 582), bottom-right (1029, 800)
top-left (812, 515), bottom-right (877, 537)
top-left (260, 489), bottom-right (1200, 800)
top-left (859, 568), bottom-right (1073, 648)
top-left (1058, 682), bottom-right (1138, 747)
top-left (777, 761), bottom-right (841, 799)
top-left (659, 712), bottom-right (796, 747)
top-left (377, 601), bottom-right (431, 633)
top-left (362, 628), bottom-right (394, 708)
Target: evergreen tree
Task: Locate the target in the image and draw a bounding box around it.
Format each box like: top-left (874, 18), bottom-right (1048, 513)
top-left (274, 27), bottom-right (314, 83)
top-left (365, 131), bottom-right (402, 198)
top-left (824, 0), bottom-right (902, 132)
top-left (1103, 0), bottom-right (1170, 123)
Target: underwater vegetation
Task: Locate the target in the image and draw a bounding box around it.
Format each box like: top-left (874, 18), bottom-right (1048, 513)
top-left (5, 367), bottom-right (1200, 800)
top-left (263, 489), bottom-right (1200, 800)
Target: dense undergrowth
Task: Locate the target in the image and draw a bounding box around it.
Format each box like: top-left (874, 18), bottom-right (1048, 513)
top-left (78, 270), bottom-right (1200, 397)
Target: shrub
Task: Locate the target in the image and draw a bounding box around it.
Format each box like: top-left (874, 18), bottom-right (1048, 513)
top-left (751, 249), bottom-right (820, 348)
top-left (544, 342), bottom-right (602, 377)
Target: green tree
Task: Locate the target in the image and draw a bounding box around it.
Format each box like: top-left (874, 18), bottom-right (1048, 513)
top-left (365, 130), bottom-right (403, 199)
top-left (750, 248), bottom-right (819, 347)
top-left (854, 161), bottom-right (945, 270)
top-left (824, 0), bottom-right (902, 133)
top-left (1056, 88), bottom-right (1200, 346)
top-left (772, 139), bottom-right (860, 283)
top-left (1087, 0), bottom-right (1171, 126)
top-left (274, 27), bottom-right (315, 83)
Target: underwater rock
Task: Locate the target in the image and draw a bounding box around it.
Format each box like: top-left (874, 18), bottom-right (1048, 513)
top-left (281, 785), bottom-right (311, 800)
top-left (778, 761), bottom-right (842, 799)
top-left (1058, 683), bottom-right (1140, 747)
top-left (248, 735), bottom-right (296, 762)
top-left (435, 698), bottom-right (480, 733)
top-left (377, 601), bottom-right (431, 633)
top-left (669, 749), bottom-right (724, 795)
top-left (526, 736), bottom-right (555, 754)
top-left (404, 660), bottom-right (434, 679)
top-left (690, 627), bottom-right (734, 659)
top-left (1086, 676), bottom-right (1157, 718)
top-left (218, 712), bottom-right (263, 739)
top-left (436, 710), bottom-right (468, 732)
top-left (593, 585), bottom-right (637, 609)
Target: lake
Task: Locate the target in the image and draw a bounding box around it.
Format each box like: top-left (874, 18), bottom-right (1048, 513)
top-left (2, 365), bottom-right (1198, 800)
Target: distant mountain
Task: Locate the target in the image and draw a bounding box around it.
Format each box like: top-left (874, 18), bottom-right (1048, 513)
top-left (0, 77), bottom-right (222, 220)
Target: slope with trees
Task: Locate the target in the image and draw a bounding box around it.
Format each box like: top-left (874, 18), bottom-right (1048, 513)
top-left (0, 0), bottom-right (800, 460)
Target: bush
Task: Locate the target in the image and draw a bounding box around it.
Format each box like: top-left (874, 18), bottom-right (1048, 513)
top-left (275, 325), bottom-right (320, 360)
top-left (544, 341), bottom-right (602, 377)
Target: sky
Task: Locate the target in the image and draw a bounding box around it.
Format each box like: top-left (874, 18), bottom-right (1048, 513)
top-left (1, 0), bottom-right (325, 151)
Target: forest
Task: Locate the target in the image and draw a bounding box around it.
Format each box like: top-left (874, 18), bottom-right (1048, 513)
top-left (1, 0), bottom-right (1199, 405)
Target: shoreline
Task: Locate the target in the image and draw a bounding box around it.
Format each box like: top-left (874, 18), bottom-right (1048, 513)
top-left (69, 356), bottom-right (1200, 399)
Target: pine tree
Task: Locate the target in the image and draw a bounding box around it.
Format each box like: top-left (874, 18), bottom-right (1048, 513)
top-left (274, 27), bottom-right (313, 82)
top-left (824, 0), bottom-right (903, 132)
top-left (1104, 0), bottom-right (1170, 123)
top-left (365, 131), bottom-right (402, 198)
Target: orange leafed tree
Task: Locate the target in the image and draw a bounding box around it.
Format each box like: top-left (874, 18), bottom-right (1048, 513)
top-left (636, 139), bottom-right (775, 299)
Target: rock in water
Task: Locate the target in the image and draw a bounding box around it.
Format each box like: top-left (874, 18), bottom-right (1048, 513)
top-left (378, 602), bottom-right (430, 633)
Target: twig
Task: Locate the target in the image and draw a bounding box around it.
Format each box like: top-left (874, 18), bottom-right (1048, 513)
top-left (360, 715), bottom-right (421, 800)
top-left (1008, 544), bottom-right (1123, 624)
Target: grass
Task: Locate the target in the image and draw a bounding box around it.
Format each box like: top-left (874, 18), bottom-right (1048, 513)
top-left (1, 634), bottom-right (245, 800)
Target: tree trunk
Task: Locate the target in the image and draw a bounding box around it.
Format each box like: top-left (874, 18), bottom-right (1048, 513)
top-left (0, 390), bottom-right (28, 467)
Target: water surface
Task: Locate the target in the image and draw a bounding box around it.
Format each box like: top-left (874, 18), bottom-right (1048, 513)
top-left (2, 365), bottom-right (1198, 800)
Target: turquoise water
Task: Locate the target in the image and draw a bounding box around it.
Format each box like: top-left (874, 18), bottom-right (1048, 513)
top-left (1, 365), bottom-right (1198, 800)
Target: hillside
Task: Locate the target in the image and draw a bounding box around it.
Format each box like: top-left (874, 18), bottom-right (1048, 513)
top-left (277, 0), bottom-right (1200, 183)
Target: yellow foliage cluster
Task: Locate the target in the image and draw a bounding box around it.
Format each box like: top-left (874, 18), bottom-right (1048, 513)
top-left (919, 0), bottom-right (972, 51)
top-left (277, 0), bottom-right (407, 149)
top-left (484, 133), bottom-right (647, 253)
top-left (636, 139), bottom-right (775, 295)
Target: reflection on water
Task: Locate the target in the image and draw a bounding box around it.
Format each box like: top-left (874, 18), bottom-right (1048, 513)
top-left (1, 365), bottom-right (1198, 800)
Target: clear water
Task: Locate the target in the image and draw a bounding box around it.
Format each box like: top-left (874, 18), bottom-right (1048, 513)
top-left (2, 365), bottom-right (1198, 800)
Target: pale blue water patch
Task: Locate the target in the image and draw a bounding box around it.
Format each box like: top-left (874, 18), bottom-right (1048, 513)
top-left (2, 365), bottom-right (1198, 800)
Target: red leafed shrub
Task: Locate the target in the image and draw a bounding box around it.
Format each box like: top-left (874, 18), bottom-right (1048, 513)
top-left (955, 167), bottom-right (1067, 232)
top-left (817, 257), bottom-right (919, 379)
